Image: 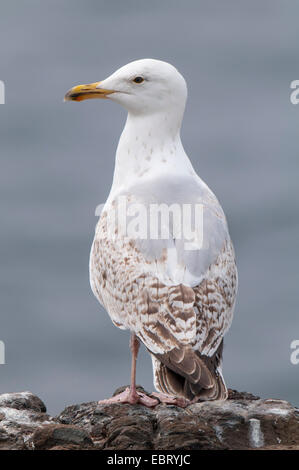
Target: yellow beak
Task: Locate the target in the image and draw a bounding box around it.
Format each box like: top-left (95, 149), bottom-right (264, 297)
top-left (64, 81), bottom-right (115, 102)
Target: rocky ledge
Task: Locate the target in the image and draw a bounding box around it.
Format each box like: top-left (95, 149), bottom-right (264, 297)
top-left (0, 387), bottom-right (298, 450)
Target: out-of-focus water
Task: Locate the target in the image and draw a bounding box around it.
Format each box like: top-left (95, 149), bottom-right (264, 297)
top-left (0, 0), bottom-right (298, 414)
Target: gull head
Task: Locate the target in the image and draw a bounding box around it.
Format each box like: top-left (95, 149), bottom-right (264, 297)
top-left (64, 59), bottom-right (187, 116)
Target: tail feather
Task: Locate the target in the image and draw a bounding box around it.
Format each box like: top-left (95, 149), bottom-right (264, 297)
top-left (152, 341), bottom-right (227, 401)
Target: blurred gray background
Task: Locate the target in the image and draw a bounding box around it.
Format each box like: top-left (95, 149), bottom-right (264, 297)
top-left (0, 0), bottom-right (298, 414)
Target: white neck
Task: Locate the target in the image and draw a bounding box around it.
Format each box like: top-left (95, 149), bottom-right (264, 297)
top-left (109, 110), bottom-right (195, 198)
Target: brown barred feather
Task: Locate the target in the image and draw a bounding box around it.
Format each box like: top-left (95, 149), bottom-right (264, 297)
top-left (152, 340), bottom-right (227, 401)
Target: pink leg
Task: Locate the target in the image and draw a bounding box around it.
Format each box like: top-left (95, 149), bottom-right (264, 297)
top-left (98, 333), bottom-right (159, 408)
top-left (151, 391), bottom-right (190, 408)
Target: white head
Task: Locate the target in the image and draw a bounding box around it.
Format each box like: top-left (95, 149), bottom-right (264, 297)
top-left (65, 59), bottom-right (187, 117)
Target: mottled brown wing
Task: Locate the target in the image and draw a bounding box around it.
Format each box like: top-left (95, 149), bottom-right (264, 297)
top-left (138, 241), bottom-right (237, 401)
top-left (90, 210), bottom-right (237, 401)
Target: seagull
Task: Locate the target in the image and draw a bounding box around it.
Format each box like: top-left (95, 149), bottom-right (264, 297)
top-left (65, 59), bottom-right (238, 407)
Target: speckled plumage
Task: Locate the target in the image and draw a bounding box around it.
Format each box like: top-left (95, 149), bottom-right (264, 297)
top-left (69, 59), bottom-right (238, 401)
top-left (90, 180), bottom-right (237, 400)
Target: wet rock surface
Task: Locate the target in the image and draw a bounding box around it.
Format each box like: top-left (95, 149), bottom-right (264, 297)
top-left (0, 388), bottom-right (298, 450)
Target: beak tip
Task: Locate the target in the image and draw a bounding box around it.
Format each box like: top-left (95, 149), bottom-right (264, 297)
top-left (64, 82), bottom-right (114, 102)
top-left (64, 91), bottom-right (71, 101)
top-left (64, 91), bottom-right (79, 102)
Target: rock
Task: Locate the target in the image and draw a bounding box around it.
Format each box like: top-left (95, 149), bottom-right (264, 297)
top-left (56, 387), bottom-right (299, 450)
top-left (0, 392), bottom-right (51, 450)
top-left (0, 388), bottom-right (299, 450)
top-left (0, 391), bottom-right (47, 413)
top-left (30, 423), bottom-right (94, 450)
top-left (227, 389), bottom-right (260, 401)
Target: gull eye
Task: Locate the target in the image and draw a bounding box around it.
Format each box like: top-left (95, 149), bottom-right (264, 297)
top-left (133, 76), bottom-right (144, 84)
